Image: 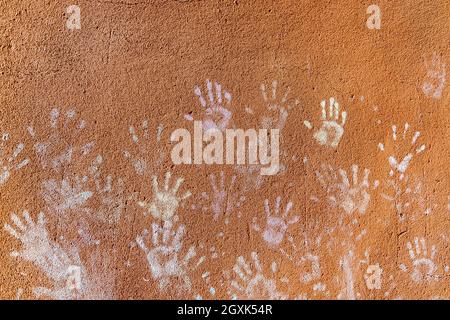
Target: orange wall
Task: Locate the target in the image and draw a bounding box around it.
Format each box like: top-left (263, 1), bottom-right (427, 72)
top-left (0, 0), bottom-right (448, 299)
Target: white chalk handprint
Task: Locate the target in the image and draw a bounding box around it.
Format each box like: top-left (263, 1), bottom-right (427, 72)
top-left (187, 79), bottom-right (232, 131)
top-left (123, 120), bottom-right (165, 176)
top-left (378, 123), bottom-right (426, 178)
top-left (259, 80), bottom-right (299, 130)
top-left (4, 211), bottom-right (93, 299)
top-left (90, 156), bottom-right (126, 224)
top-left (138, 172), bottom-right (191, 220)
top-left (381, 173), bottom-right (430, 222)
top-left (27, 108), bottom-right (94, 173)
top-left (203, 171), bottom-right (245, 223)
top-left (280, 234), bottom-right (325, 293)
top-left (304, 97), bottom-right (347, 148)
top-left (400, 237), bottom-right (438, 283)
top-left (4, 211), bottom-right (58, 264)
top-left (229, 252), bottom-right (286, 300)
top-left (42, 177), bottom-right (93, 214)
top-left (252, 196), bottom-right (299, 247)
top-left (136, 221), bottom-right (203, 292)
top-left (315, 164), bottom-right (376, 215)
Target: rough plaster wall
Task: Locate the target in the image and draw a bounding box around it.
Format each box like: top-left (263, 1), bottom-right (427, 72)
top-left (0, 0), bottom-right (448, 299)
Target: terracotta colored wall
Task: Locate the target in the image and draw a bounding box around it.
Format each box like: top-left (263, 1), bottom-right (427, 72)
top-left (0, 0), bottom-right (448, 299)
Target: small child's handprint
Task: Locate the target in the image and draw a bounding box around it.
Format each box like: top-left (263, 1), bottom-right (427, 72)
top-left (190, 79), bottom-right (232, 131)
top-left (252, 196), bottom-right (299, 247)
top-left (304, 97), bottom-right (347, 148)
top-left (138, 172), bottom-right (191, 220)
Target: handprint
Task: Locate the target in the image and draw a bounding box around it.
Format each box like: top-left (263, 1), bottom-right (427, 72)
top-left (381, 173), bottom-right (429, 222)
top-left (229, 252), bottom-right (286, 299)
top-left (123, 120), bottom-right (165, 176)
top-left (280, 235), bottom-right (324, 287)
top-left (304, 97), bottom-right (347, 148)
top-left (42, 176), bottom-right (93, 214)
top-left (378, 123), bottom-right (426, 178)
top-left (3, 211), bottom-right (73, 282)
top-left (94, 174), bottom-right (125, 224)
top-left (260, 80), bottom-right (299, 130)
top-left (189, 79), bottom-right (232, 131)
top-left (27, 108), bottom-right (94, 173)
top-left (252, 196), bottom-right (299, 247)
top-left (138, 172), bottom-right (191, 220)
top-left (400, 237), bottom-right (438, 283)
top-left (207, 171), bottom-right (244, 223)
top-left (136, 221), bottom-right (201, 291)
top-left (33, 264), bottom-right (84, 300)
top-left (210, 171), bottom-right (231, 218)
top-left (316, 164), bottom-right (375, 215)
top-left (90, 156), bottom-right (126, 224)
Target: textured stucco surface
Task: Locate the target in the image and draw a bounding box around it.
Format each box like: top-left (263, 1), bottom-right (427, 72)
top-left (0, 0), bottom-right (449, 299)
